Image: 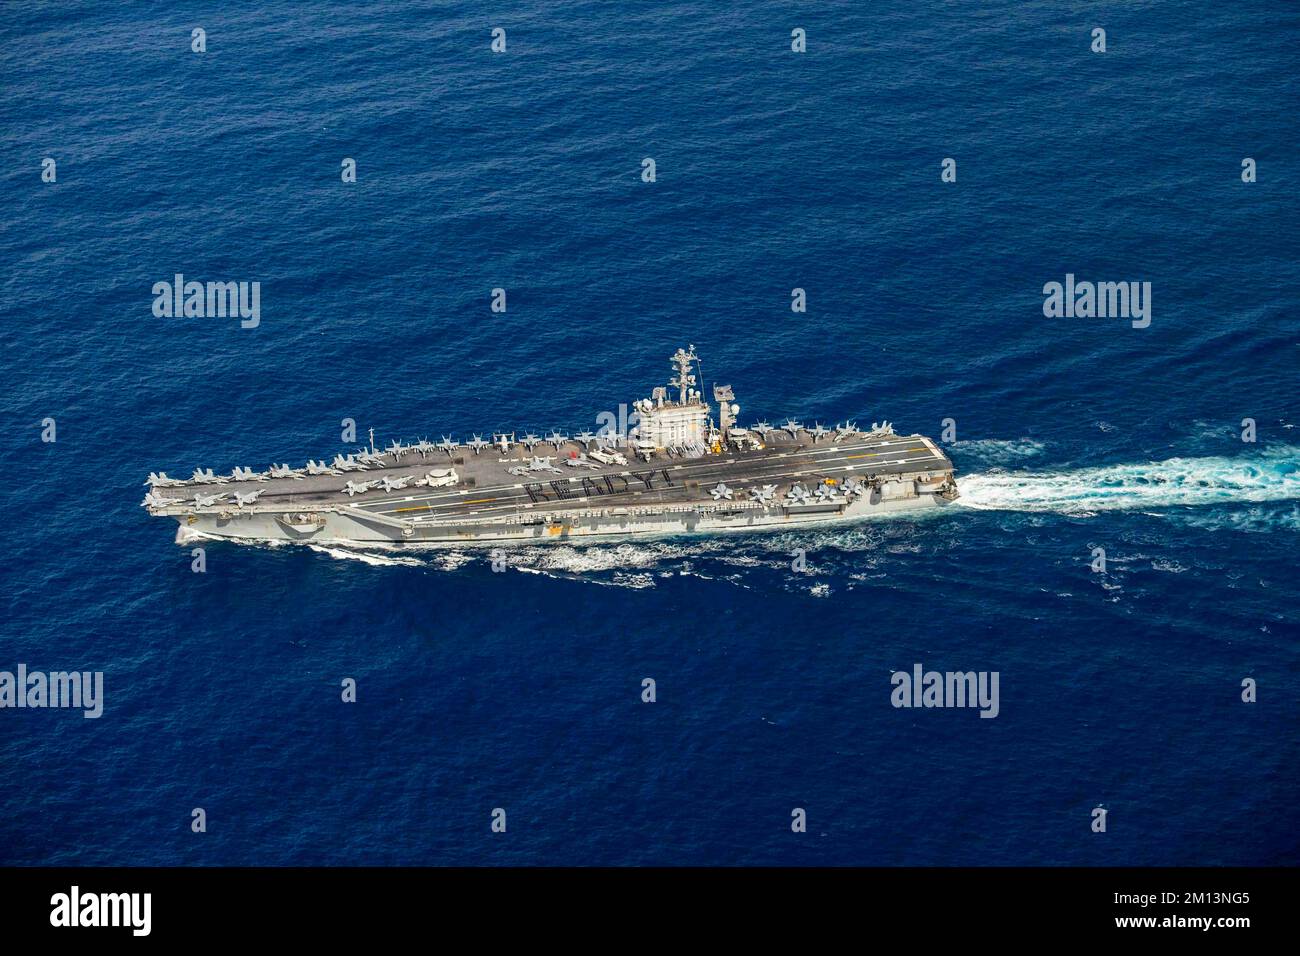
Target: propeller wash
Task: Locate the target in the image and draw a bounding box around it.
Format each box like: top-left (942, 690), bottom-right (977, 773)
top-left (142, 347), bottom-right (959, 545)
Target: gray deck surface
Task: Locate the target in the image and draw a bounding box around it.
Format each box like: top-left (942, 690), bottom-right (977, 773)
top-left (155, 431), bottom-right (952, 522)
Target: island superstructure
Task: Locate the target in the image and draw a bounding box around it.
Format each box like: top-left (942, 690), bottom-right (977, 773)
top-left (141, 346), bottom-right (959, 545)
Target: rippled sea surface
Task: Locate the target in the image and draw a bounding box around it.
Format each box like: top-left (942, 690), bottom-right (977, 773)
top-left (1, 1), bottom-right (1297, 865)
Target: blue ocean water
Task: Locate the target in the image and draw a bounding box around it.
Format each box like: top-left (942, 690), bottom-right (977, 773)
top-left (1, 0), bottom-right (1297, 865)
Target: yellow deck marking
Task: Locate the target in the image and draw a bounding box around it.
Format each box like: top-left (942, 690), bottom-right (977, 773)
top-left (395, 495), bottom-right (494, 512)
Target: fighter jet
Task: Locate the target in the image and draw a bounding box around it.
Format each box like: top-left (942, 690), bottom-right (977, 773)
top-left (814, 481), bottom-right (839, 502)
top-left (527, 456), bottom-right (561, 473)
top-left (385, 440), bottom-right (408, 460)
top-left (231, 466), bottom-right (269, 482)
top-left (233, 489), bottom-right (263, 508)
top-left (564, 454), bottom-right (602, 469)
top-left (507, 465), bottom-right (530, 477)
top-left (521, 433), bottom-right (542, 451)
top-left (784, 483), bottom-right (812, 505)
top-left (466, 435), bottom-right (490, 455)
top-left (545, 431), bottom-right (569, 448)
top-left (573, 429), bottom-right (597, 448)
top-left (437, 436), bottom-right (460, 457)
top-left (379, 475), bottom-right (412, 493)
top-left (342, 480), bottom-right (375, 497)
top-left (781, 420), bottom-right (804, 439)
top-left (841, 477), bottom-right (867, 498)
top-left (748, 484), bottom-right (778, 506)
top-left (710, 482), bottom-right (734, 501)
top-left (141, 491), bottom-right (177, 509)
top-left (834, 421), bottom-right (859, 441)
top-left (749, 422), bottom-right (773, 439)
top-left (600, 431), bottom-right (624, 449)
top-left (144, 472), bottom-right (187, 488)
top-left (808, 423), bottom-right (831, 443)
top-left (356, 450), bottom-right (386, 467)
top-left (332, 454), bottom-right (368, 472)
top-left (193, 492), bottom-right (225, 508)
top-left (190, 467), bottom-right (226, 484)
top-left (269, 463), bottom-right (305, 479)
top-left (305, 459), bottom-right (341, 475)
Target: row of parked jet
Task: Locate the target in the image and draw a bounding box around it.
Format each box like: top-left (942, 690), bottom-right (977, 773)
top-left (743, 420), bottom-right (890, 442)
top-left (142, 430), bottom-right (629, 491)
top-left (341, 469), bottom-right (460, 497)
top-left (142, 488), bottom-right (266, 510)
top-left (707, 476), bottom-right (871, 506)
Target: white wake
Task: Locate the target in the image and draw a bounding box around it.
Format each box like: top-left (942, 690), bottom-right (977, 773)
top-left (956, 447), bottom-right (1300, 515)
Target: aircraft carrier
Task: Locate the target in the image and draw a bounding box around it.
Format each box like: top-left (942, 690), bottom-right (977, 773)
top-left (142, 346), bottom-right (959, 545)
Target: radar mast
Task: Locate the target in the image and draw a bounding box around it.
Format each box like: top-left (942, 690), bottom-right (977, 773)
top-left (669, 345), bottom-right (698, 406)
